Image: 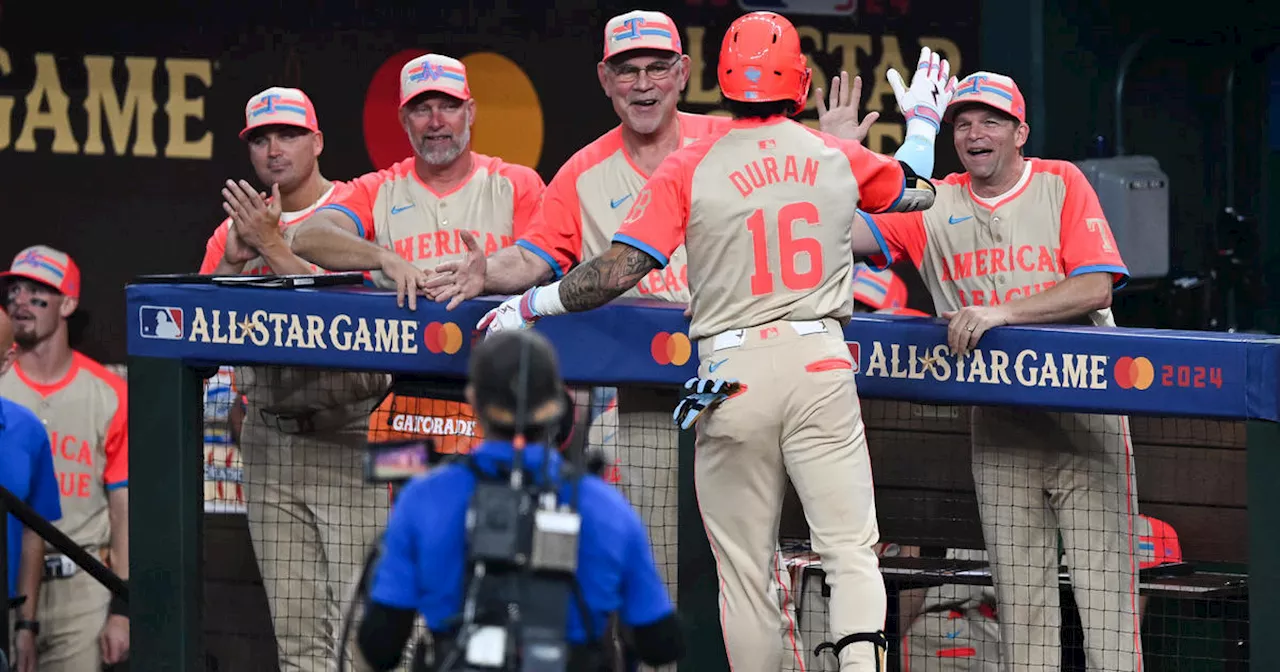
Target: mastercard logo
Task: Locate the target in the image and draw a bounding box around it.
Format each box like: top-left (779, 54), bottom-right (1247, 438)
top-left (423, 322), bottom-right (464, 355)
top-left (651, 332), bottom-right (691, 366)
top-left (1114, 356), bottom-right (1155, 390)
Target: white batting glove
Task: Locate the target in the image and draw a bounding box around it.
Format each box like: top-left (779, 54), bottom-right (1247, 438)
top-left (477, 292), bottom-right (538, 337)
top-left (476, 284), bottom-right (569, 338)
top-left (886, 47), bottom-right (958, 138)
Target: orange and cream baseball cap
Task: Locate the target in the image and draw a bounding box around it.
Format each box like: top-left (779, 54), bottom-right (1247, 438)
top-left (0, 245), bottom-right (81, 300)
top-left (852, 263), bottom-right (908, 311)
top-left (1137, 514), bottom-right (1182, 569)
top-left (400, 54), bottom-right (472, 107)
top-left (239, 86), bottom-right (320, 140)
top-left (944, 71), bottom-right (1027, 124)
top-left (603, 10), bottom-right (682, 61)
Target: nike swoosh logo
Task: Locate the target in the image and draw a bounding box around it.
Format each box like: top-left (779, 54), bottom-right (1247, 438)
top-left (945, 630), bottom-right (961, 639)
top-left (948, 215), bottom-right (973, 225)
top-left (391, 204), bottom-right (415, 215)
top-left (708, 358), bottom-right (728, 373)
top-left (610, 194), bottom-right (632, 209)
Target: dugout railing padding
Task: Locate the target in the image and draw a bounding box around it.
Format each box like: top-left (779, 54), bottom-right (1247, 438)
top-left (123, 280), bottom-right (1280, 672)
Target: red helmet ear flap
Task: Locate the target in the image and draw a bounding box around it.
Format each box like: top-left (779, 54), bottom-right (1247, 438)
top-left (793, 67), bottom-right (813, 116)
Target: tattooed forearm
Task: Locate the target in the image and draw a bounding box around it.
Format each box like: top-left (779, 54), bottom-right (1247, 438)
top-left (559, 242), bottom-right (661, 312)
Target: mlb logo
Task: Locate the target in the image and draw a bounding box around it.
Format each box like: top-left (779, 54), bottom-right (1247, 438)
top-left (846, 342), bottom-right (861, 373)
top-left (138, 305), bottom-right (185, 340)
top-left (736, 0), bottom-right (857, 17)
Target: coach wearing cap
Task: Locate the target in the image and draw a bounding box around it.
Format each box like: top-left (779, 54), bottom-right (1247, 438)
top-left (0, 246), bottom-right (131, 670)
top-left (290, 53), bottom-right (546, 305)
top-left (195, 85), bottom-right (402, 672)
top-left (844, 69), bottom-right (1140, 670)
top-left (356, 330), bottom-right (683, 672)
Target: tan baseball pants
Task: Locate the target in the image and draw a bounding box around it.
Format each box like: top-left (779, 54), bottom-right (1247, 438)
top-left (972, 407), bottom-right (1141, 672)
top-left (693, 318), bottom-right (885, 672)
top-left (239, 399), bottom-right (392, 672)
top-left (596, 387), bottom-right (803, 672)
top-left (33, 568), bottom-right (109, 672)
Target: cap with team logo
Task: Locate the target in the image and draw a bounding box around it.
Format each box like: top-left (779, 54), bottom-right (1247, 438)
top-left (944, 71), bottom-right (1027, 124)
top-left (852, 263), bottom-right (907, 311)
top-left (603, 10), bottom-right (682, 62)
top-left (1137, 514), bottom-right (1182, 570)
top-left (239, 86), bottom-right (320, 140)
top-left (400, 54), bottom-right (472, 108)
top-left (0, 245), bottom-right (81, 300)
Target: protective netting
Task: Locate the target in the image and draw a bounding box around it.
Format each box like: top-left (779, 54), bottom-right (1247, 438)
top-left (186, 365), bottom-right (1246, 671)
top-left (776, 399), bottom-right (1248, 672)
top-left (199, 368), bottom-right (689, 670)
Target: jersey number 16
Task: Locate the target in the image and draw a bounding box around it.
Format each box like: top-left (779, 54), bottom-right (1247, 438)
top-left (746, 201), bottom-right (823, 296)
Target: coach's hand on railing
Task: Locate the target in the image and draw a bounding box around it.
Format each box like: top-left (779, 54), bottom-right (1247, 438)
top-left (376, 249), bottom-right (430, 311)
top-left (942, 305), bottom-right (1010, 357)
top-left (815, 71), bottom-right (879, 144)
top-left (427, 230), bottom-right (486, 310)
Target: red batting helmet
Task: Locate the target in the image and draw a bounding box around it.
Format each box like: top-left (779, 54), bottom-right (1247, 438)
top-left (718, 12), bottom-right (811, 116)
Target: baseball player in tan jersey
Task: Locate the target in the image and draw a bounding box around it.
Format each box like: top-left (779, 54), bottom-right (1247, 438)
top-left (0, 246), bottom-right (131, 670)
top-left (840, 71), bottom-right (1141, 671)
top-left (423, 12), bottom-right (883, 667)
top-left (199, 87), bottom-right (403, 672)
top-left (479, 13), bottom-right (954, 671)
top-left (289, 53), bottom-right (545, 300)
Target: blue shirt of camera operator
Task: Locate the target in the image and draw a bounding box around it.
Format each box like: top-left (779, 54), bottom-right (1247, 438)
top-left (369, 439), bottom-right (674, 645)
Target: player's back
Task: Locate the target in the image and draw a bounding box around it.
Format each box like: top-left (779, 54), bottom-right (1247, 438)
top-left (682, 117), bottom-right (861, 341)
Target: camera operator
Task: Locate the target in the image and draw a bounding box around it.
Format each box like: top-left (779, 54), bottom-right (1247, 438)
top-left (355, 330), bottom-right (683, 671)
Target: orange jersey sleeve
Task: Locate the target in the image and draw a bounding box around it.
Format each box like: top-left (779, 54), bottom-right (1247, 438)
top-left (99, 368), bottom-right (129, 489)
top-left (517, 164), bottom-right (586, 278)
top-left (612, 146), bottom-right (699, 266)
top-left (860, 210), bottom-right (927, 271)
top-left (316, 169), bottom-right (388, 242)
top-left (199, 219), bottom-right (232, 273)
top-left (1042, 161), bottom-right (1130, 288)
top-left (806, 129), bottom-right (908, 214)
top-left (499, 163), bottom-right (546, 239)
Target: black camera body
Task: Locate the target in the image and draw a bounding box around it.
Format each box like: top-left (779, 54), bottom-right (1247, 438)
top-left (451, 460), bottom-right (584, 672)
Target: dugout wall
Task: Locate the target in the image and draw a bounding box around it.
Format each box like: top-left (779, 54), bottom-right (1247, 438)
top-left (125, 280), bottom-right (1280, 671)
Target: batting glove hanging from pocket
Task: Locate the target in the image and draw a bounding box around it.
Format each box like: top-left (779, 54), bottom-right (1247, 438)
top-left (672, 376), bottom-right (742, 430)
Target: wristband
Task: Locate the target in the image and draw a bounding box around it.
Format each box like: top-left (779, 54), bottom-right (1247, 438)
top-left (109, 586), bottom-right (128, 617)
top-left (530, 281), bottom-right (568, 318)
top-left (15, 619), bottom-right (39, 635)
top-left (905, 117), bottom-right (941, 140)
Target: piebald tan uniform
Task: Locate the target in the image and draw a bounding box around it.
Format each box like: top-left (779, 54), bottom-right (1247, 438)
top-left (0, 353), bottom-right (127, 671)
top-left (616, 116), bottom-right (906, 672)
top-left (865, 157), bottom-right (1139, 671)
top-left (200, 172), bottom-right (393, 671)
top-left (320, 152), bottom-right (544, 290)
